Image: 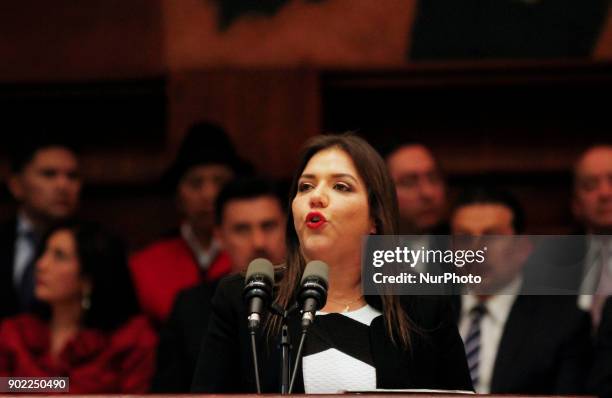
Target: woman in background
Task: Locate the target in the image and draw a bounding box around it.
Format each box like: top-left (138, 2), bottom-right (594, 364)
top-left (192, 134), bottom-right (472, 393)
top-left (0, 221), bottom-right (157, 393)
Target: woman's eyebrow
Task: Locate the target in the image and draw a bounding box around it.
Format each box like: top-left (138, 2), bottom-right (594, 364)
top-left (331, 173), bottom-right (358, 183)
top-left (300, 173), bottom-right (359, 184)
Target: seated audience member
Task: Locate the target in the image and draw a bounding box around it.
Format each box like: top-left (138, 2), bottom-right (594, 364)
top-left (451, 187), bottom-right (592, 395)
top-left (152, 177), bottom-right (286, 392)
top-left (130, 121), bottom-right (250, 324)
top-left (0, 221), bottom-right (157, 393)
top-left (384, 141), bottom-right (452, 280)
top-left (573, 145), bottom-right (612, 326)
top-left (589, 297), bottom-right (612, 397)
top-left (1, 137), bottom-right (81, 319)
top-left (384, 141), bottom-right (447, 234)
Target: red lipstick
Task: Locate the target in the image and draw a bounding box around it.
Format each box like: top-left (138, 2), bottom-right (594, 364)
top-left (306, 211), bottom-right (327, 229)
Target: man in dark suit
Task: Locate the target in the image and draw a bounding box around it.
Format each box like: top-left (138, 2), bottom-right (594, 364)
top-left (152, 177), bottom-right (286, 392)
top-left (0, 138), bottom-right (81, 319)
top-left (451, 186), bottom-right (592, 395)
top-left (573, 145), bottom-right (612, 326)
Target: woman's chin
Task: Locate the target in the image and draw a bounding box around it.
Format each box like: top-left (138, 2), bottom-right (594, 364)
top-left (33, 286), bottom-right (47, 301)
top-left (301, 236), bottom-right (336, 259)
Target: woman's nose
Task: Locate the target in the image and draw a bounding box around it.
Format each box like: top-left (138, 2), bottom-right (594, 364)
top-left (35, 256), bottom-right (47, 273)
top-left (309, 186), bottom-right (328, 208)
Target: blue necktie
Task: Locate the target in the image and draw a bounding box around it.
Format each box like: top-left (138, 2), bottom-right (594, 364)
top-left (18, 230), bottom-right (38, 311)
top-left (464, 303), bottom-right (486, 389)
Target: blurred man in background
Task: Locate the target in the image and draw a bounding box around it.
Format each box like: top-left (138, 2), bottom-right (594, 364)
top-left (451, 186), bottom-right (591, 395)
top-left (384, 141), bottom-right (448, 276)
top-left (385, 142), bottom-right (447, 234)
top-left (574, 145), bottom-right (612, 235)
top-left (573, 145), bottom-right (612, 326)
top-left (152, 177), bottom-right (286, 392)
top-left (129, 121), bottom-right (251, 325)
top-left (0, 138), bottom-right (81, 319)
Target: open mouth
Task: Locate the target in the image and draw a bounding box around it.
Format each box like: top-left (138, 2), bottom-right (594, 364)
top-left (306, 212), bottom-right (327, 229)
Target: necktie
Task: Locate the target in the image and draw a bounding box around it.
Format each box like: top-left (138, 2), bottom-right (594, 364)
top-left (18, 230), bottom-right (39, 311)
top-left (592, 239), bottom-right (612, 326)
top-left (464, 303), bottom-right (487, 389)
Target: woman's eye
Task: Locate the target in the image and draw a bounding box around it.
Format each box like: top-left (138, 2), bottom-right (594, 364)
top-left (52, 249), bottom-right (68, 261)
top-left (298, 182), bottom-right (313, 192)
top-left (334, 182), bottom-right (351, 192)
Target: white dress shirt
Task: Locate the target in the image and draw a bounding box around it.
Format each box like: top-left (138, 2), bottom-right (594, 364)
top-left (180, 222), bottom-right (221, 271)
top-left (578, 237), bottom-right (612, 310)
top-left (12, 213), bottom-right (37, 289)
top-left (459, 277), bottom-right (521, 394)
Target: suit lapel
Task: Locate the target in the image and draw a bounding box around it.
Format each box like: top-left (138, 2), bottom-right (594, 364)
top-left (490, 295), bottom-right (538, 392)
top-left (0, 218), bottom-right (18, 318)
top-left (0, 218), bottom-right (17, 274)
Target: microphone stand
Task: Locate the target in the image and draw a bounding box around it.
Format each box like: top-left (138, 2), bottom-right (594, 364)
top-left (270, 302), bottom-right (299, 394)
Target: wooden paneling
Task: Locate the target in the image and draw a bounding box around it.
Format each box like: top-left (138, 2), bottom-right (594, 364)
top-left (321, 61), bottom-right (612, 232)
top-left (0, 0), bottom-right (164, 81)
top-left (2, 62), bottom-right (612, 245)
top-left (322, 60), bottom-right (612, 174)
top-left (167, 69), bottom-right (320, 178)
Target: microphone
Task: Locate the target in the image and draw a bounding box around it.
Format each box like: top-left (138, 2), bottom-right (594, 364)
top-left (243, 258), bottom-right (275, 332)
top-left (288, 261), bottom-right (329, 393)
top-left (298, 260), bottom-right (329, 330)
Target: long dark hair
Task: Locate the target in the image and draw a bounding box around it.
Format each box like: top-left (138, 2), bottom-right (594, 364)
top-left (35, 221), bottom-right (139, 331)
top-left (268, 133), bottom-right (413, 349)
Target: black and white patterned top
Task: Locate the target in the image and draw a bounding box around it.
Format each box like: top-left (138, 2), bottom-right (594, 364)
top-left (302, 305), bottom-right (382, 393)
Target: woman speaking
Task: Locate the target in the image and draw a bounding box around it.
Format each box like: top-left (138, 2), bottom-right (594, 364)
top-left (192, 134), bottom-right (472, 393)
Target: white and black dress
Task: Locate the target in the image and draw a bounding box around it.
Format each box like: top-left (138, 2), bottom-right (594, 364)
top-left (303, 305), bottom-right (381, 393)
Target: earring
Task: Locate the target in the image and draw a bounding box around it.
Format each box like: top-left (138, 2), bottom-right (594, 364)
top-left (81, 288), bottom-right (91, 311)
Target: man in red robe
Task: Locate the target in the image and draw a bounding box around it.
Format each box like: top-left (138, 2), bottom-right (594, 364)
top-left (130, 121), bottom-right (250, 324)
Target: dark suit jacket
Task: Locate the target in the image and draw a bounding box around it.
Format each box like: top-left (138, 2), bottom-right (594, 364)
top-left (0, 218), bottom-right (19, 320)
top-left (191, 274), bottom-right (473, 393)
top-left (589, 297), bottom-right (612, 398)
top-left (521, 236), bottom-right (588, 294)
top-left (452, 294), bottom-right (592, 394)
top-left (151, 280), bottom-right (218, 392)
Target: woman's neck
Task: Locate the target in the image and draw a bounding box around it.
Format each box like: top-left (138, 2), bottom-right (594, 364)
top-left (308, 251), bottom-right (365, 312)
top-left (49, 301), bottom-right (82, 359)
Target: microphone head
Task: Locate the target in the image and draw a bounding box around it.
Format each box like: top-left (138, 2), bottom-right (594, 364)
top-left (243, 258), bottom-right (275, 309)
top-left (246, 258), bottom-right (275, 282)
top-left (299, 260), bottom-right (329, 311)
top-left (301, 260), bottom-right (329, 285)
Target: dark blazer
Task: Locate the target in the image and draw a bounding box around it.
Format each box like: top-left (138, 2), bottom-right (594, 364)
top-left (0, 218), bottom-right (19, 320)
top-left (192, 274), bottom-right (473, 393)
top-left (152, 280), bottom-right (218, 392)
top-left (589, 297), bottom-right (612, 398)
top-left (452, 294), bottom-right (593, 395)
top-left (521, 236), bottom-right (588, 294)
